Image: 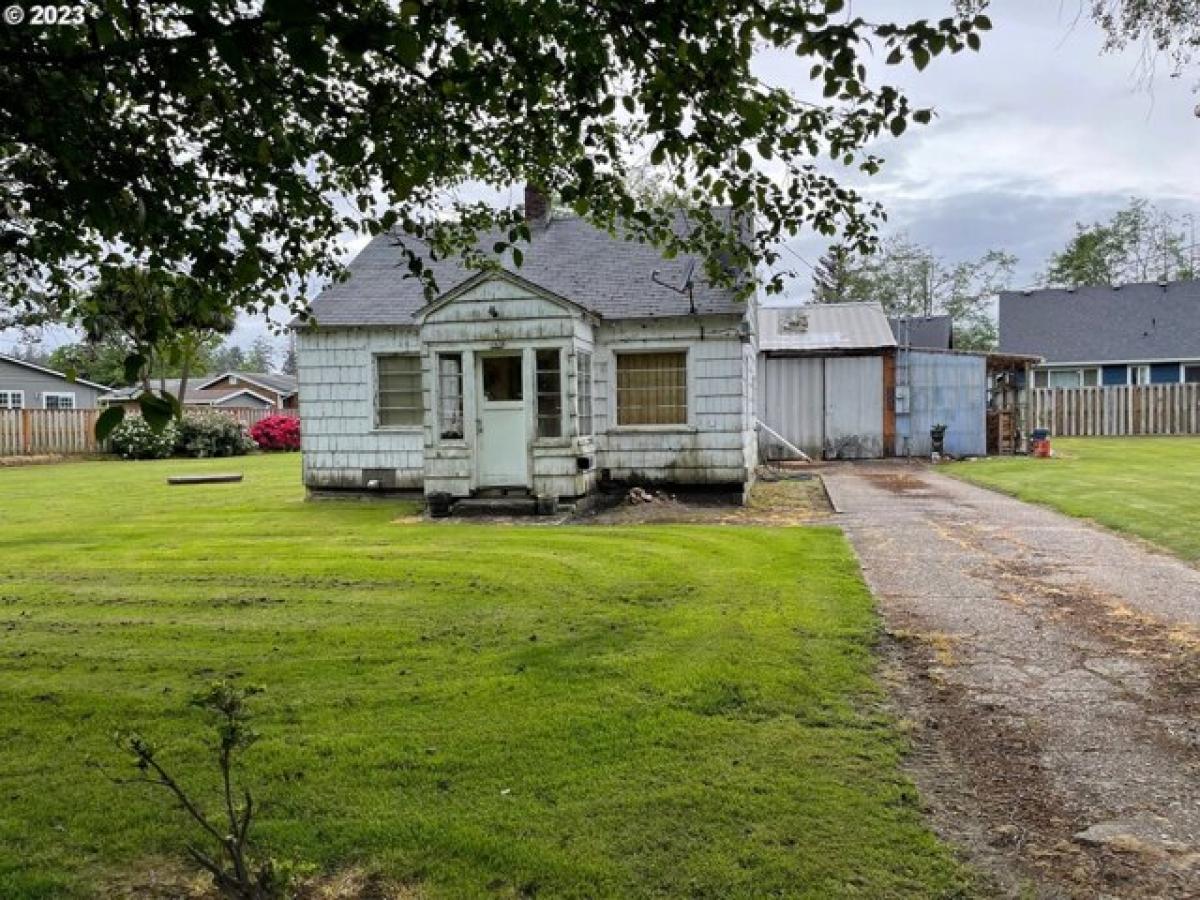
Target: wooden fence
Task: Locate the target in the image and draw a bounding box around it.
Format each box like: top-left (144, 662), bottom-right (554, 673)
top-left (1031, 384), bottom-right (1200, 437)
top-left (0, 407), bottom-right (297, 458)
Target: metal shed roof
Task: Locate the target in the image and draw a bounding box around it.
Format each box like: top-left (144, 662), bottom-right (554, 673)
top-left (759, 302), bottom-right (897, 352)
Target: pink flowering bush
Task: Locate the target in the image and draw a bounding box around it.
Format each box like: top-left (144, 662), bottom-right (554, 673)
top-left (250, 414), bottom-right (301, 452)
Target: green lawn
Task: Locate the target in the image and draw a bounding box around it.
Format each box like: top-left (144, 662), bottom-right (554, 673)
top-left (0, 454), bottom-right (969, 899)
top-left (947, 436), bottom-right (1200, 562)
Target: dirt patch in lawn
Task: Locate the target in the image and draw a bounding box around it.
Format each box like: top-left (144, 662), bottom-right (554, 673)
top-left (579, 474), bottom-right (831, 526)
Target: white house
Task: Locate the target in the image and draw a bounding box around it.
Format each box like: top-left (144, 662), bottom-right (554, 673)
top-left (295, 189), bottom-right (758, 502)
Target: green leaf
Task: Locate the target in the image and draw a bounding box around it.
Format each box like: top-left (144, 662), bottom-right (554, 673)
top-left (912, 47), bottom-right (930, 71)
top-left (912, 109), bottom-right (933, 125)
top-left (967, 32), bottom-right (981, 51)
top-left (123, 353), bottom-right (147, 384)
top-left (974, 14), bottom-right (992, 30)
top-left (889, 117), bottom-right (906, 137)
top-left (599, 95), bottom-right (616, 116)
top-left (511, 247), bottom-right (523, 267)
top-left (139, 394), bottom-right (175, 431)
top-left (736, 149), bottom-right (753, 171)
top-left (94, 406), bottom-right (125, 442)
top-left (885, 48), bottom-right (903, 66)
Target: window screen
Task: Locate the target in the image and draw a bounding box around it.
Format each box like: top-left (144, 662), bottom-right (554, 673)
top-left (616, 351), bottom-right (687, 426)
top-left (438, 354), bottom-right (463, 439)
top-left (536, 349), bottom-right (562, 438)
top-left (376, 355), bottom-right (422, 427)
top-left (577, 351), bottom-right (593, 436)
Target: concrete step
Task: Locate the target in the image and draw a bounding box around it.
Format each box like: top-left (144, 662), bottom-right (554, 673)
top-left (451, 496), bottom-right (541, 517)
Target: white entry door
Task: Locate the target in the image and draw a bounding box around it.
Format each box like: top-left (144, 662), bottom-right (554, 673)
top-left (477, 353), bottom-right (529, 488)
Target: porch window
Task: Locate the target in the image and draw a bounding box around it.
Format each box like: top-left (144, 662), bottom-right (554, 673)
top-left (577, 351), bottom-right (593, 437)
top-left (535, 349), bottom-right (562, 438)
top-left (438, 353), bottom-right (464, 439)
top-left (375, 354), bottom-right (422, 427)
top-left (616, 351), bottom-right (687, 426)
top-left (0, 390), bottom-right (24, 409)
top-left (43, 392), bottom-right (75, 410)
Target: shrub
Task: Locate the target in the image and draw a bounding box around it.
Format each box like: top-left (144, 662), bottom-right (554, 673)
top-left (175, 411), bottom-right (257, 458)
top-left (250, 414), bottom-right (301, 452)
top-left (108, 415), bottom-right (178, 460)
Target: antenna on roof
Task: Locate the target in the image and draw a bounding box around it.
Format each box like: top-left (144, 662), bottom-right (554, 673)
top-left (651, 259), bottom-right (697, 314)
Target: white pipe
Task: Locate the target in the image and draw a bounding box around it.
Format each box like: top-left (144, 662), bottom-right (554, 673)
top-left (756, 420), bottom-right (813, 463)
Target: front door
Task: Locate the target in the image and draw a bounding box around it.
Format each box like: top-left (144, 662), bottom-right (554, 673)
top-left (477, 353), bottom-right (528, 488)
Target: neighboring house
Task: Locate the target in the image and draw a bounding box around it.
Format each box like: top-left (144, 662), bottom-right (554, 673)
top-left (0, 354), bottom-right (110, 409)
top-left (889, 314), bottom-right (953, 350)
top-left (999, 280), bottom-right (1200, 388)
top-left (295, 188), bottom-right (757, 499)
top-left (100, 372), bottom-right (297, 410)
top-left (193, 372), bottom-right (298, 409)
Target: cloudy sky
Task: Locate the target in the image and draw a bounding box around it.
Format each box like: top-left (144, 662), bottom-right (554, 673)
top-left (7, 1), bottom-right (1198, 355)
top-left (761, 0), bottom-right (1200, 302)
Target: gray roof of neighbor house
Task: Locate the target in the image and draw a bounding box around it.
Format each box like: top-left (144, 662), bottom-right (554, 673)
top-left (999, 280), bottom-right (1200, 364)
top-left (195, 371), bottom-right (297, 396)
top-left (759, 302), bottom-right (896, 352)
top-left (303, 213), bottom-right (746, 326)
top-left (0, 353), bottom-right (111, 391)
top-left (888, 315), bottom-right (953, 350)
top-left (101, 379), bottom-right (277, 406)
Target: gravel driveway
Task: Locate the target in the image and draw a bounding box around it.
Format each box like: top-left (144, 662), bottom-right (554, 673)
top-left (823, 464), bottom-right (1200, 898)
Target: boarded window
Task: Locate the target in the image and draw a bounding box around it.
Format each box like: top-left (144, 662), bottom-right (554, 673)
top-left (577, 351), bottom-right (593, 436)
top-left (375, 354), bottom-right (422, 427)
top-left (438, 353), bottom-right (463, 439)
top-left (0, 390), bottom-right (24, 409)
top-left (535, 349), bottom-right (562, 438)
top-left (616, 351), bottom-right (687, 426)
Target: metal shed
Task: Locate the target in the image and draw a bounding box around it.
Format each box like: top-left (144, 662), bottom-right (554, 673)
top-left (895, 348), bottom-right (987, 456)
top-left (757, 303), bottom-right (895, 460)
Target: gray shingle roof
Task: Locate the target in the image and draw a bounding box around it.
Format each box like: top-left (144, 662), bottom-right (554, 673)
top-left (304, 214), bottom-right (745, 326)
top-left (888, 315), bottom-right (953, 350)
top-left (999, 280), bottom-right (1200, 363)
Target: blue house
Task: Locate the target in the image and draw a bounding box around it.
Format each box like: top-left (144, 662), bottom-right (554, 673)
top-left (999, 280), bottom-right (1200, 388)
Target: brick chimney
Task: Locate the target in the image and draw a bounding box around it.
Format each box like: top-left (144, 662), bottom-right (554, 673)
top-left (524, 183), bottom-right (550, 224)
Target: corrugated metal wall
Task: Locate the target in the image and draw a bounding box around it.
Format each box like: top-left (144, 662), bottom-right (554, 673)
top-left (896, 350), bottom-right (986, 456)
top-left (824, 356), bottom-right (883, 458)
top-left (757, 355), bottom-right (884, 459)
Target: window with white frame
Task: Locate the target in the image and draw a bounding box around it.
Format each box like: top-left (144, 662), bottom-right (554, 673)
top-left (576, 351), bottom-right (593, 437)
top-left (535, 349), bottom-right (563, 438)
top-left (375, 354), bottom-right (422, 427)
top-left (437, 353), bottom-right (464, 439)
top-left (1048, 369), bottom-right (1082, 389)
top-left (1129, 364), bottom-right (1151, 385)
top-left (43, 392), bottom-right (75, 410)
top-left (0, 390), bottom-right (25, 409)
top-left (616, 351), bottom-right (687, 426)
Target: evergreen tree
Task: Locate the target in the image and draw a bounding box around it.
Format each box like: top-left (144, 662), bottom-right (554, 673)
top-left (810, 246), bottom-right (857, 303)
